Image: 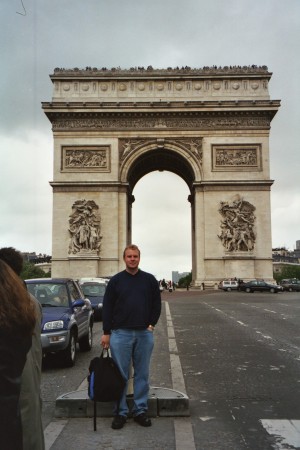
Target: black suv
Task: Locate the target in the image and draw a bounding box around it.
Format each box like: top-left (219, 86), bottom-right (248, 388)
top-left (26, 278), bottom-right (94, 367)
top-left (280, 279), bottom-right (300, 292)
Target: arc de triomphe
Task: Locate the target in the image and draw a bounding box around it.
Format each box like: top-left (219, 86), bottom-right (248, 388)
top-left (42, 66), bottom-right (280, 287)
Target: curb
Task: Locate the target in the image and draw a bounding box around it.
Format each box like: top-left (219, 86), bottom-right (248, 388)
top-left (55, 386), bottom-right (190, 418)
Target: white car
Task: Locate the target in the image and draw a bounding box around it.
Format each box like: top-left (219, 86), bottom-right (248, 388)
top-left (218, 280), bottom-right (239, 291)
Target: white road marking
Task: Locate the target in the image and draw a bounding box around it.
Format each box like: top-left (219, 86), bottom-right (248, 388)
top-left (261, 419), bottom-right (300, 449)
top-left (174, 418), bottom-right (196, 450)
top-left (264, 309), bottom-right (277, 314)
top-left (165, 302), bottom-right (196, 450)
top-left (44, 420), bottom-right (68, 450)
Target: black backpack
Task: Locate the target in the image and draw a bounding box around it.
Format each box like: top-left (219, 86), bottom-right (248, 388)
top-left (88, 349), bottom-right (126, 430)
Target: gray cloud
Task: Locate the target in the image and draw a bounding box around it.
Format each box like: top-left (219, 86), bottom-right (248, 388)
top-left (1, 0), bottom-right (299, 278)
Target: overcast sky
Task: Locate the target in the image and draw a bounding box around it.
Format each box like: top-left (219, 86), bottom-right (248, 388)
top-left (0, 0), bottom-right (299, 280)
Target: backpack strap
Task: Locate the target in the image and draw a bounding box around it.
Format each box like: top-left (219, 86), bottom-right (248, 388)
top-left (93, 399), bottom-right (97, 431)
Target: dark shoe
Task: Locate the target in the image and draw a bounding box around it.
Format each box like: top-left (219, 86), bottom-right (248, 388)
top-left (112, 415), bottom-right (127, 429)
top-left (134, 413), bottom-right (152, 427)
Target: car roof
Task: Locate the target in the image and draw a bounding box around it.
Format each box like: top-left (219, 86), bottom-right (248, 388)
top-left (79, 277), bottom-right (108, 284)
top-left (25, 278), bottom-right (76, 283)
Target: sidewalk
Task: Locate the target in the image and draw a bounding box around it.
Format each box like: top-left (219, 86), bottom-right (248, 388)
top-left (44, 300), bottom-right (196, 450)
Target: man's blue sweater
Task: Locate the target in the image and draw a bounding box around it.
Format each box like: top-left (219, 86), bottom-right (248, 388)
top-left (102, 269), bottom-right (161, 334)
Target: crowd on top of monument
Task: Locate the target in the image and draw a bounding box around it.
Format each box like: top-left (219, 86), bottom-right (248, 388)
top-left (53, 65), bottom-right (269, 74)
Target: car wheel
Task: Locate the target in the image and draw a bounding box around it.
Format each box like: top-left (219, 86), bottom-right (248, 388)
top-left (288, 287), bottom-right (293, 292)
top-left (62, 330), bottom-right (77, 367)
top-left (245, 287), bottom-right (251, 293)
top-left (227, 287), bottom-right (232, 292)
top-left (270, 288), bottom-right (275, 293)
top-left (79, 323), bottom-right (93, 352)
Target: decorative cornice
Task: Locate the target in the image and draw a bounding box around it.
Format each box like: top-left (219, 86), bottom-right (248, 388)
top-left (50, 181), bottom-right (128, 193)
top-left (193, 180), bottom-right (274, 191)
top-left (42, 99), bottom-right (280, 110)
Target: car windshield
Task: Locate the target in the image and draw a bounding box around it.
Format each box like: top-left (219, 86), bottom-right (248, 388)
top-left (26, 283), bottom-right (69, 307)
top-left (81, 283), bottom-right (106, 297)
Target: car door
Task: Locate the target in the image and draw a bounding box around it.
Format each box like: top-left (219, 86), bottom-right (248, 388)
top-left (257, 281), bottom-right (266, 291)
top-left (67, 281), bottom-right (88, 339)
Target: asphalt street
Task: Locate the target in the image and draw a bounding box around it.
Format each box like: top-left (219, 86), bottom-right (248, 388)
top-left (41, 289), bottom-right (300, 449)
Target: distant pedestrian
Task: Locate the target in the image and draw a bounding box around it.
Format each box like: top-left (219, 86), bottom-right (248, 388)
top-left (101, 244), bottom-right (161, 429)
top-left (0, 259), bottom-right (36, 450)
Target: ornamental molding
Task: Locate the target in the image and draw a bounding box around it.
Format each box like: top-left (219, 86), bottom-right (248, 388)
top-left (118, 137), bottom-right (203, 164)
top-left (51, 111), bottom-right (271, 131)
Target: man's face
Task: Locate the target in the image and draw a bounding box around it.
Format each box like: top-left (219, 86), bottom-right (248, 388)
top-left (124, 249), bottom-right (140, 272)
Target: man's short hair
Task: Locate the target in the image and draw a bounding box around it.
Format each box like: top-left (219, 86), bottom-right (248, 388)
top-left (123, 244), bottom-right (140, 258)
top-left (0, 247), bottom-right (23, 275)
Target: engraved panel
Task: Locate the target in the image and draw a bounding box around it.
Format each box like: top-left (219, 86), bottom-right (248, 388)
top-left (212, 144), bottom-right (262, 171)
top-left (62, 146), bottom-right (110, 172)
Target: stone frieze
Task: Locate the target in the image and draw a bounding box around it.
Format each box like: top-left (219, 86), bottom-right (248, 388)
top-left (52, 113), bottom-right (271, 131)
top-left (62, 146), bottom-right (110, 172)
top-left (212, 145), bottom-right (261, 171)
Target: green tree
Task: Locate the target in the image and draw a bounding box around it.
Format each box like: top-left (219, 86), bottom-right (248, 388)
top-left (20, 261), bottom-right (51, 280)
top-left (273, 265), bottom-right (300, 283)
top-left (178, 272), bottom-right (192, 288)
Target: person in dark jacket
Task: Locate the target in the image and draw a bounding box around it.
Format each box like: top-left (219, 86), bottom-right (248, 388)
top-left (101, 244), bottom-right (161, 430)
top-left (0, 259), bottom-right (36, 450)
top-left (0, 246), bottom-right (45, 450)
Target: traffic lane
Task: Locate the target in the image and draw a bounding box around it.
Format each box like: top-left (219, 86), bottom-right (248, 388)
top-left (169, 293), bottom-right (300, 450)
top-left (202, 291), bottom-right (300, 361)
top-left (41, 321), bottom-right (103, 428)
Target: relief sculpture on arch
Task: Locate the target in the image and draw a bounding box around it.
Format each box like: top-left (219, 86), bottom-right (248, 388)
top-left (218, 196), bottom-right (256, 252)
top-left (68, 199), bottom-right (102, 255)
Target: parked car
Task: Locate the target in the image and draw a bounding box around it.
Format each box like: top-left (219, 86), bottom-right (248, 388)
top-left (79, 280), bottom-right (107, 320)
top-left (218, 280), bottom-right (239, 291)
top-left (25, 278), bottom-right (94, 366)
top-left (239, 280), bottom-right (282, 293)
top-left (280, 279), bottom-right (300, 292)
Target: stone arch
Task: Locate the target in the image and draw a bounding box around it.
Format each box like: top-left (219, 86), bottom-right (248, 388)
top-left (120, 140), bottom-right (202, 193)
top-left (43, 66), bottom-right (280, 287)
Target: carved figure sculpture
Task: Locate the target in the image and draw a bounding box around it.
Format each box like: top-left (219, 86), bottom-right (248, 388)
top-left (68, 200), bottom-right (102, 254)
top-left (218, 197), bottom-right (256, 252)
top-left (65, 149), bottom-right (107, 169)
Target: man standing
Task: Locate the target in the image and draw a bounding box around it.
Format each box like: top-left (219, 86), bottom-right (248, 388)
top-left (101, 244), bottom-right (161, 430)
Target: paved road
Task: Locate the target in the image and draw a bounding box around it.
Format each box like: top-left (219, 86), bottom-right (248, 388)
top-left (167, 289), bottom-right (300, 449)
top-left (41, 289), bottom-right (300, 449)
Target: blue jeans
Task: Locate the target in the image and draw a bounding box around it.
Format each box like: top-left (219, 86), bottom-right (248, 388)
top-left (110, 328), bottom-right (154, 417)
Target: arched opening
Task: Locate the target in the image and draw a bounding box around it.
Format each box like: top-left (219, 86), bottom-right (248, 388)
top-left (125, 147), bottom-right (195, 282)
top-left (132, 171), bottom-right (191, 281)
top-left (126, 148), bottom-right (195, 193)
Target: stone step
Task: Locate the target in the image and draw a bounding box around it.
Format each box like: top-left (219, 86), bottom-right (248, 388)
top-left (55, 386), bottom-right (190, 418)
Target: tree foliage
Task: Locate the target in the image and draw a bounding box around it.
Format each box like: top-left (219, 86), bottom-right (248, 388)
top-left (178, 272), bottom-right (192, 288)
top-left (273, 265), bottom-right (300, 283)
top-left (20, 261), bottom-right (51, 280)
